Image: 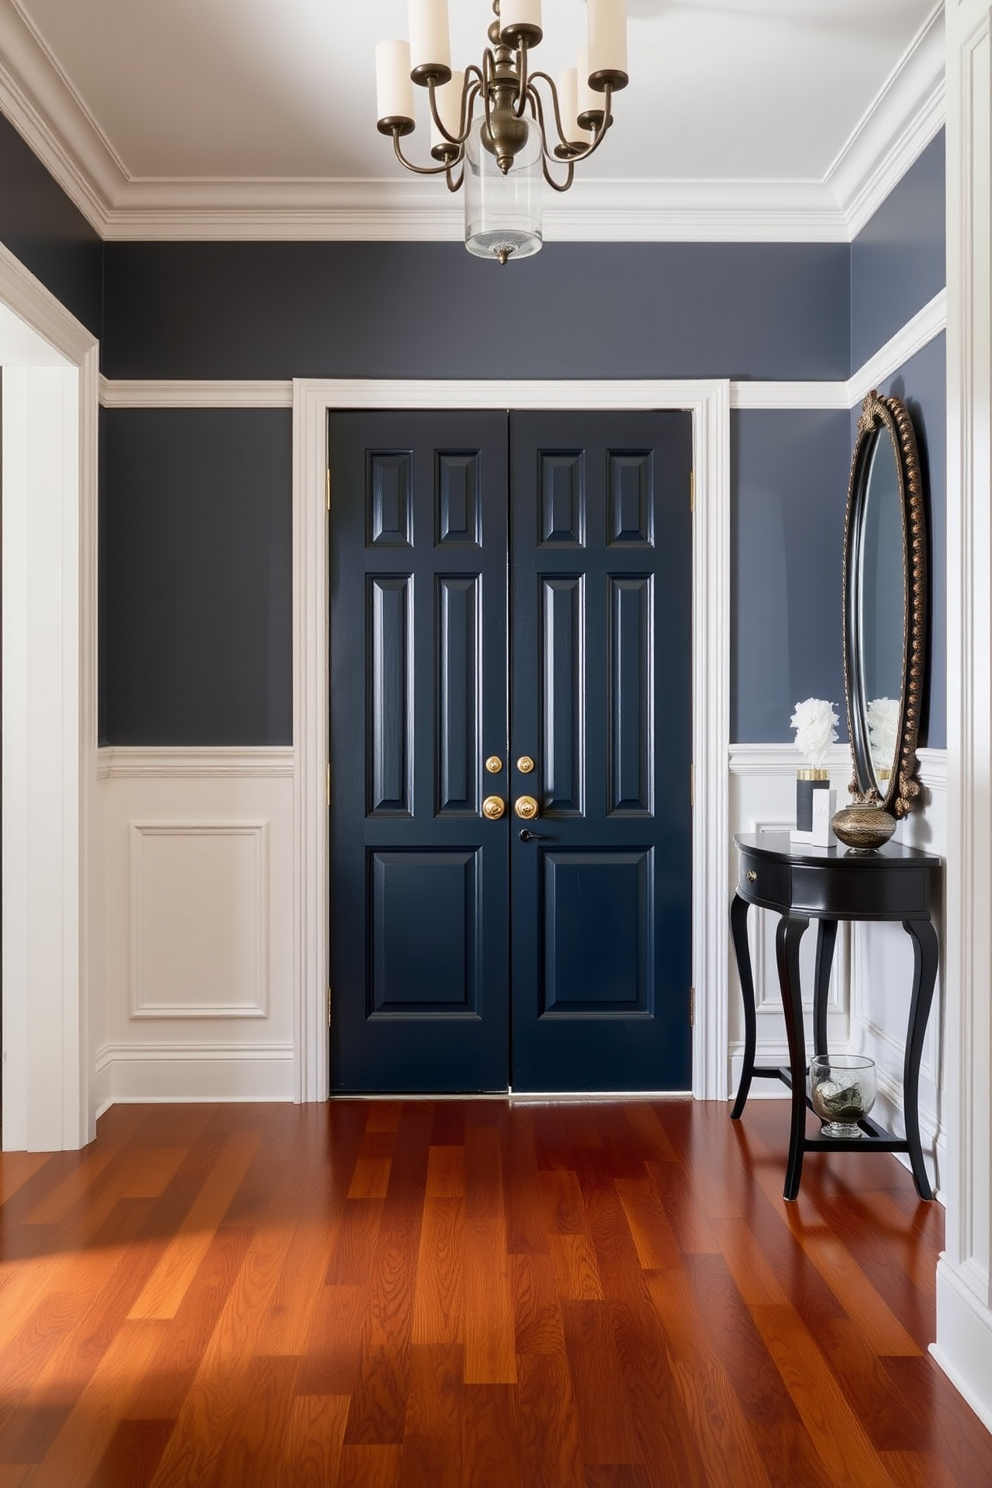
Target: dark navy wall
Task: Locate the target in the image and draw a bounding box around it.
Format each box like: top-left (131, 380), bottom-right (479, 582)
top-left (851, 332), bottom-right (946, 751)
top-left (102, 241), bottom-right (850, 382)
top-left (100, 408), bottom-right (293, 745)
top-left (851, 130), bottom-right (945, 371)
top-left (0, 111), bottom-right (102, 337)
top-left (732, 410), bottom-right (851, 741)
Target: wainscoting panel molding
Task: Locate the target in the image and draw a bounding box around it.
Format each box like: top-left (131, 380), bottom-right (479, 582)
top-left (128, 820), bottom-right (270, 1020)
top-left (100, 751), bottom-right (295, 1105)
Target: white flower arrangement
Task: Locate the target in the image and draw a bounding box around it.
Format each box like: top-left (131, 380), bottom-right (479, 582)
top-left (866, 696), bottom-right (900, 776)
top-left (789, 697), bottom-right (839, 769)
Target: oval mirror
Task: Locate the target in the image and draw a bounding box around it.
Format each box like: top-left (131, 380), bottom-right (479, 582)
top-left (843, 392), bottom-right (927, 817)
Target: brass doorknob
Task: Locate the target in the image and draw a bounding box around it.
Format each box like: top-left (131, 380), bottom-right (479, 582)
top-left (514, 795), bottom-right (539, 821)
top-left (516, 755), bottom-right (535, 774)
top-left (482, 795), bottom-right (506, 820)
top-left (485, 756), bottom-right (503, 774)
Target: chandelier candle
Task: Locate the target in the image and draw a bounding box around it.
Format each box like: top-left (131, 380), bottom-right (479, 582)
top-left (375, 0), bottom-right (628, 263)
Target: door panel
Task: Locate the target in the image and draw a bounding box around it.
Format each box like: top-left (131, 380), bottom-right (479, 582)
top-left (329, 408), bottom-right (692, 1094)
top-left (509, 411), bottom-right (693, 1091)
top-left (329, 411), bottom-right (509, 1093)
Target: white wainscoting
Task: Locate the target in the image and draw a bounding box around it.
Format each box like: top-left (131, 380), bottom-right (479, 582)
top-left (95, 747), bottom-right (296, 1109)
top-left (729, 743), bottom-right (947, 1194)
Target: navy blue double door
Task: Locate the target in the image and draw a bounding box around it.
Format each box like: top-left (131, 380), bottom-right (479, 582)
top-left (329, 409), bottom-right (692, 1094)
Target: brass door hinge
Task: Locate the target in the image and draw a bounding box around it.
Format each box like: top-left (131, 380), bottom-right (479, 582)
top-left (327, 987), bottom-right (333, 1027)
top-left (690, 987), bottom-right (696, 1027)
top-left (326, 469), bottom-right (331, 512)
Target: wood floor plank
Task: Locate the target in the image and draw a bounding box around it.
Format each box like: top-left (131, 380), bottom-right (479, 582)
top-left (645, 1268), bottom-right (775, 1488)
top-left (560, 1300), bottom-right (641, 1467)
top-left (84, 1419), bottom-right (176, 1488)
top-left (750, 1301), bottom-right (902, 1488)
top-left (127, 1128), bottom-right (265, 1320)
top-left (277, 1395), bottom-right (350, 1488)
top-left (463, 1127), bottom-right (516, 1385)
top-left (517, 1349), bottom-right (585, 1488)
top-left (411, 1197), bottom-right (465, 1346)
top-left (399, 1344), bottom-right (464, 1488)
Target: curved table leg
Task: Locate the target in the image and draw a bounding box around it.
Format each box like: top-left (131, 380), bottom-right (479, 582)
top-left (813, 919), bottom-right (838, 1060)
top-left (777, 912), bottom-right (810, 1201)
top-left (901, 917), bottom-right (939, 1201)
top-left (730, 893), bottom-right (755, 1120)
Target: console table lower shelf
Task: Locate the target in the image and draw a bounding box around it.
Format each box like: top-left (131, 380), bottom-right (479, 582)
top-left (730, 831), bottom-right (940, 1202)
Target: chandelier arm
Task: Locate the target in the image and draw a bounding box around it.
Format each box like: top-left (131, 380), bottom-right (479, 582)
top-left (541, 155), bottom-right (575, 193)
top-left (445, 160), bottom-right (465, 193)
top-left (391, 130), bottom-right (458, 176)
top-left (427, 74), bottom-right (481, 148)
top-left (568, 82), bottom-right (616, 165)
top-left (527, 71), bottom-right (570, 154)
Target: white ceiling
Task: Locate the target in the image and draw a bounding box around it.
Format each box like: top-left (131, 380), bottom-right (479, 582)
top-left (0, 0), bottom-right (944, 240)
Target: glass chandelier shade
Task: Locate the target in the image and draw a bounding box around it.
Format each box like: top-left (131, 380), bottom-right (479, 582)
top-left (375, 0), bottom-right (628, 265)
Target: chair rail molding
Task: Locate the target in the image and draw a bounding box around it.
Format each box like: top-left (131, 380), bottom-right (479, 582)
top-left (293, 378), bottom-right (731, 1105)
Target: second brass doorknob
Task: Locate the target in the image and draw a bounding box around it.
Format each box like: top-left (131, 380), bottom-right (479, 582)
top-left (514, 795), bottom-right (539, 821)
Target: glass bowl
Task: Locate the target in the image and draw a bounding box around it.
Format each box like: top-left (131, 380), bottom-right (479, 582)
top-left (809, 1053), bottom-right (877, 1138)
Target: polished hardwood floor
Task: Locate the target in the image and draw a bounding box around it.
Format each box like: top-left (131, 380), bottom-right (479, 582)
top-left (0, 1096), bottom-right (989, 1487)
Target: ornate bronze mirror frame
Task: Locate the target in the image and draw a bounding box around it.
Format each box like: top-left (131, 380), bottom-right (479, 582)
top-left (842, 391), bottom-right (927, 818)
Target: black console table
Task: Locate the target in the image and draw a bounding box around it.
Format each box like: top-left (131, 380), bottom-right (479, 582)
top-left (730, 831), bottom-right (940, 1201)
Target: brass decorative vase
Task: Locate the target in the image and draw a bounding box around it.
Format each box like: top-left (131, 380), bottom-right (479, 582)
top-left (830, 803), bottom-right (896, 851)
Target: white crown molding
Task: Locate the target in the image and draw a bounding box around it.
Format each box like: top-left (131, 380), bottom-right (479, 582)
top-left (98, 746), bottom-right (294, 779)
top-left (0, 0), bottom-right (943, 244)
top-left (0, 0), bottom-right (121, 232)
top-left (826, 2), bottom-right (946, 238)
top-left (99, 377), bottom-right (293, 409)
top-left (93, 176), bottom-right (850, 244)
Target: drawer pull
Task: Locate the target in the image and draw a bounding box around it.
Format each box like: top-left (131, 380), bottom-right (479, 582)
top-left (746, 869), bottom-right (758, 883)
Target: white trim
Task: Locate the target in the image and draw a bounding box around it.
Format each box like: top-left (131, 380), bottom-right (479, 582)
top-left (0, 0), bottom-right (944, 245)
top-left (848, 289), bottom-right (948, 403)
top-left (99, 376), bottom-right (294, 409)
top-left (933, 1259), bottom-right (992, 1435)
top-left (729, 742), bottom-right (852, 776)
top-left (0, 241), bottom-right (98, 1152)
top-left (98, 746), bottom-right (294, 779)
top-left (730, 383), bottom-right (851, 411)
top-left (93, 1040), bottom-right (295, 1109)
top-left (294, 377), bottom-right (731, 1105)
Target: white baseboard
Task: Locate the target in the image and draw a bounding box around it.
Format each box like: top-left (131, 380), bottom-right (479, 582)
top-left (933, 1260), bottom-right (992, 1435)
top-left (94, 1041), bottom-right (295, 1105)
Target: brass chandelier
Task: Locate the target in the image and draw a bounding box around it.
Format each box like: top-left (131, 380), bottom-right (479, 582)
top-left (376, 0), bottom-right (629, 264)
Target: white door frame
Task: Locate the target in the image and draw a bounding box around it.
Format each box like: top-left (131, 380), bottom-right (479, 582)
top-left (0, 243), bottom-right (99, 1151)
top-left (292, 378), bottom-right (731, 1103)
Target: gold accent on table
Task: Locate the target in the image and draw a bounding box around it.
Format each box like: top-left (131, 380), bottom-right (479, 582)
top-left (514, 795), bottom-right (539, 820)
top-left (746, 870), bottom-right (758, 883)
top-left (485, 756), bottom-right (503, 774)
top-left (830, 804), bottom-right (897, 851)
top-left (482, 795), bottom-right (506, 820)
top-left (797, 768), bottom-right (829, 781)
top-left (516, 755), bottom-right (535, 774)
top-left (841, 391), bottom-right (927, 820)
